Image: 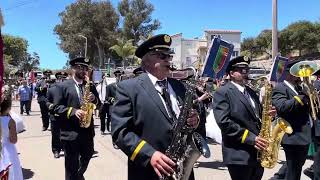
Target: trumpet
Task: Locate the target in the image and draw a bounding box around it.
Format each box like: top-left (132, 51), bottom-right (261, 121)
top-left (290, 60), bottom-right (320, 121)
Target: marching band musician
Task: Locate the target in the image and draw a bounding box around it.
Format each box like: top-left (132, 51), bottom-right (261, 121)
top-left (271, 60), bottom-right (312, 180)
top-left (213, 56), bottom-right (271, 180)
top-left (311, 69), bottom-right (320, 179)
top-left (103, 70), bottom-right (121, 134)
top-left (53, 57), bottom-right (100, 180)
top-left (111, 34), bottom-right (200, 180)
top-left (35, 70), bottom-right (52, 131)
top-left (46, 71), bottom-right (68, 159)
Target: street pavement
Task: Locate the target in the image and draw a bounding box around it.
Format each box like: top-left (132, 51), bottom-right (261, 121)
top-left (14, 100), bottom-right (313, 180)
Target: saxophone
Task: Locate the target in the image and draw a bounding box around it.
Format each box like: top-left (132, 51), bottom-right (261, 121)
top-left (161, 77), bottom-right (210, 180)
top-left (79, 78), bottom-right (96, 128)
top-left (258, 81), bottom-right (293, 168)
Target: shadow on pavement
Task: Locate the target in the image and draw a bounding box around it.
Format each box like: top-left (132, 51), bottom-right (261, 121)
top-left (198, 161), bottom-right (227, 170)
top-left (22, 168), bottom-right (34, 179)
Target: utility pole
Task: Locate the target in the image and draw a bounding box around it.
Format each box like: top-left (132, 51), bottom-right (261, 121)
top-left (272, 0), bottom-right (278, 61)
top-left (78, 34), bottom-right (87, 58)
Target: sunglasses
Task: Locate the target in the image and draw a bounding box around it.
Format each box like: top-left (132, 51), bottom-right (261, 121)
top-left (76, 65), bottom-right (89, 71)
top-left (150, 52), bottom-right (173, 60)
top-left (233, 67), bottom-right (250, 74)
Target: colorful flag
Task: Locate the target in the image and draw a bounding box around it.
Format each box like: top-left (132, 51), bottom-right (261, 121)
top-left (269, 55), bottom-right (289, 82)
top-left (201, 37), bottom-right (234, 79)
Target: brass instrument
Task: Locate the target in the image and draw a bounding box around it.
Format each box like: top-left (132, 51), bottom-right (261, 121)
top-left (79, 76), bottom-right (96, 128)
top-left (258, 81), bottom-right (293, 168)
top-left (290, 60), bottom-right (320, 121)
top-left (161, 67), bottom-right (210, 180)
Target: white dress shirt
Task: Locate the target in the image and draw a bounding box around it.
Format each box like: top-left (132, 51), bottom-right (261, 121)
top-left (147, 72), bottom-right (180, 118)
top-left (231, 81), bottom-right (256, 109)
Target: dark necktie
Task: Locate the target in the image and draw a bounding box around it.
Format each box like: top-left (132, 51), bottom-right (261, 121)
top-left (78, 84), bottom-right (84, 103)
top-left (157, 80), bottom-right (176, 119)
top-left (244, 87), bottom-right (259, 118)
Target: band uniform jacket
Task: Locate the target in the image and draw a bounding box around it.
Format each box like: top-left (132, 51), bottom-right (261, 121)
top-left (105, 83), bottom-right (117, 105)
top-left (271, 82), bottom-right (311, 145)
top-left (35, 79), bottom-right (48, 102)
top-left (313, 80), bottom-right (320, 137)
top-left (46, 83), bottom-right (58, 118)
top-left (53, 79), bottom-right (101, 141)
top-left (111, 73), bottom-right (187, 180)
top-left (212, 82), bottom-right (262, 166)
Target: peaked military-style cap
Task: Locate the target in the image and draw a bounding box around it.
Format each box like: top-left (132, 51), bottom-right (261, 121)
top-left (133, 67), bottom-right (145, 75)
top-left (43, 70), bottom-right (53, 75)
top-left (69, 57), bottom-right (90, 67)
top-left (135, 34), bottom-right (174, 58)
top-left (226, 56), bottom-right (251, 73)
top-left (55, 71), bottom-right (68, 79)
top-left (114, 70), bottom-right (124, 75)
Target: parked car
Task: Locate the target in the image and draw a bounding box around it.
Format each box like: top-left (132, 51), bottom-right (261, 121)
top-left (249, 68), bottom-right (269, 79)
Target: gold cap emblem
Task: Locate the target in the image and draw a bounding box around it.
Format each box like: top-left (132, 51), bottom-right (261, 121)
top-left (164, 35), bottom-right (171, 43)
top-left (244, 56), bottom-right (249, 62)
top-left (84, 58), bottom-right (89, 62)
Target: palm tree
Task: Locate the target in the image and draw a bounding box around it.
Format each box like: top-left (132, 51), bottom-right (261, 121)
top-left (109, 39), bottom-right (137, 67)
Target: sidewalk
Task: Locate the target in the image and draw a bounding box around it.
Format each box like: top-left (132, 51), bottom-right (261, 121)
top-left (13, 100), bottom-right (312, 180)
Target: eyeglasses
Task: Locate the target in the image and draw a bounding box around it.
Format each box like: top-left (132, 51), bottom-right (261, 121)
top-left (76, 65), bottom-right (89, 71)
top-left (150, 52), bottom-right (173, 60)
top-left (233, 67), bottom-right (250, 74)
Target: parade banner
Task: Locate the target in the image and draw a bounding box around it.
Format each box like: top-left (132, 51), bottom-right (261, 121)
top-left (92, 70), bottom-right (102, 83)
top-left (201, 37), bottom-right (234, 79)
top-left (269, 55), bottom-right (289, 82)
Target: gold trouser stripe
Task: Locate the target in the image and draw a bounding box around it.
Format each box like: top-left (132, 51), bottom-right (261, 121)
top-left (241, 129), bottom-right (249, 143)
top-left (294, 96), bottom-right (304, 106)
top-left (67, 107), bottom-right (73, 119)
top-left (130, 140), bottom-right (146, 161)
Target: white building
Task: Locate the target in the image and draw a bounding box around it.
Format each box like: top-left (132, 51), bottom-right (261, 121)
top-left (170, 30), bottom-right (241, 69)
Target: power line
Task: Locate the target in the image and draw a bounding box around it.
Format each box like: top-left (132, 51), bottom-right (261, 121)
top-left (4, 0), bottom-right (39, 11)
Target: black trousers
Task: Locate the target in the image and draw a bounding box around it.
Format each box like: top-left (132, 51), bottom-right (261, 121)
top-left (227, 164), bottom-right (264, 180)
top-left (38, 101), bottom-right (50, 128)
top-left (282, 144), bottom-right (308, 180)
top-left (99, 103), bottom-right (109, 132)
top-left (314, 138), bottom-right (320, 180)
top-left (50, 116), bottom-right (62, 153)
top-left (20, 100), bottom-right (30, 114)
top-left (63, 136), bottom-right (94, 180)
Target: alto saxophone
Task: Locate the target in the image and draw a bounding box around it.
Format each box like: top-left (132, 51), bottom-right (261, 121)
top-left (79, 80), bottom-right (96, 128)
top-left (161, 75), bottom-right (210, 180)
top-left (258, 81), bottom-right (293, 168)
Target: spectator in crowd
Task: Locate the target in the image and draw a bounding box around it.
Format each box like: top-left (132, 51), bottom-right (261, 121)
top-left (18, 79), bottom-right (31, 115)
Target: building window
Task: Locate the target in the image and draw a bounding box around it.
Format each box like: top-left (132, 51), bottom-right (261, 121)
top-left (186, 57), bottom-right (191, 66)
top-left (232, 51), bottom-right (239, 57)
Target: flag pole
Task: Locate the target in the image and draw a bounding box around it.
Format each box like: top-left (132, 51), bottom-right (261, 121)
top-left (272, 0), bottom-right (278, 61)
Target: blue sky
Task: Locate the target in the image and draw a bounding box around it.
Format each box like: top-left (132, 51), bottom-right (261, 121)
top-left (1, 0), bottom-right (319, 69)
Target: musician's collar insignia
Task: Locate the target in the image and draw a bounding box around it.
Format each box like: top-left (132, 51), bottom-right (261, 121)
top-left (164, 35), bottom-right (171, 43)
top-left (84, 58), bottom-right (89, 62)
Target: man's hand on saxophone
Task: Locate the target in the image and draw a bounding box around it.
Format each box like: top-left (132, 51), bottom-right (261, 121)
top-left (150, 151), bottom-right (175, 178)
top-left (75, 109), bottom-right (85, 120)
top-left (254, 136), bottom-right (268, 151)
top-left (187, 109), bottom-right (200, 128)
top-left (88, 92), bottom-right (95, 102)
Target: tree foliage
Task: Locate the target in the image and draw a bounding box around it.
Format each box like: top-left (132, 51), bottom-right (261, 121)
top-left (118, 0), bottom-right (161, 44)
top-left (20, 52), bottom-right (40, 72)
top-left (109, 39), bottom-right (136, 65)
top-left (2, 34), bottom-right (40, 78)
top-left (241, 20), bottom-right (320, 58)
top-left (3, 34), bottom-right (28, 66)
top-left (54, 0), bottom-right (120, 68)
